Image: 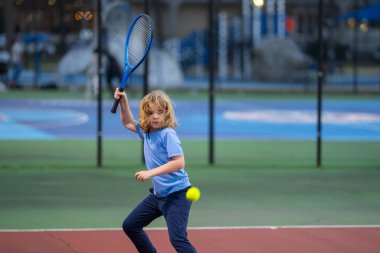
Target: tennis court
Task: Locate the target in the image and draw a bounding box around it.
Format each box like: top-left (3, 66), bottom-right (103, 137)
top-left (1, 0), bottom-right (380, 251)
top-left (1, 97), bottom-right (380, 140)
top-left (1, 95), bottom-right (380, 252)
top-left (1, 164), bottom-right (380, 252)
top-left (1, 226), bottom-right (380, 253)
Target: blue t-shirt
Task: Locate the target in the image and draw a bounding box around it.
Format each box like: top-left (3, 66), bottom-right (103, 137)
top-left (135, 124), bottom-right (191, 197)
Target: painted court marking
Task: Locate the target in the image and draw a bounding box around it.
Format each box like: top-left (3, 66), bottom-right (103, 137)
top-left (224, 110), bottom-right (380, 124)
top-left (1, 224), bottom-right (380, 232)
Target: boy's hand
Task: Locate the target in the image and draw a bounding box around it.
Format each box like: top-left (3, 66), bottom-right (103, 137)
top-left (134, 170), bottom-right (153, 181)
top-left (114, 88), bottom-right (126, 100)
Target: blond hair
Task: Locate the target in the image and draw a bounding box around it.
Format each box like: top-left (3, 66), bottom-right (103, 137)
top-left (139, 90), bottom-right (177, 132)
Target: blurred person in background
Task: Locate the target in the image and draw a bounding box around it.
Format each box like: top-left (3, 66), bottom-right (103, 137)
top-left (0, 36), bottom-right (10, 90)
top-left (105, 48), bottom-right (122, 97)
top-left (9, 36), bottom-right (24, 89)
top-left (85, 51), bottom-right (100, 100)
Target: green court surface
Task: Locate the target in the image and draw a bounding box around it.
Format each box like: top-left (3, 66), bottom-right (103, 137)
top-left (1, 140), bottom-right (379, 230)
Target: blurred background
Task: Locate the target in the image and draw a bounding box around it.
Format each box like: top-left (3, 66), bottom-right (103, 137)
top-left (0, 0), bottom-right (379, 168)
top-left (1, 0), bottom-right (379, 90)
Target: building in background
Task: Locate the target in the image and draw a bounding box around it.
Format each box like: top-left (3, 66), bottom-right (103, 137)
top-left (0, 0), bottom-right (379, 83)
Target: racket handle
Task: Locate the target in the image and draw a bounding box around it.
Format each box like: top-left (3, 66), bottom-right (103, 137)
top-left (111, 99), bottom-right (120, 114)
top-left (110, 88), bottom-right (124, 114)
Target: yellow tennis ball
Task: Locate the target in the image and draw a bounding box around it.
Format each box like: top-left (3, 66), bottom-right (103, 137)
top-left (186, 187), bottom-right (201, 202)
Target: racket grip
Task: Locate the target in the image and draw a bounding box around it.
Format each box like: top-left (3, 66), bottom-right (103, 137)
top-left (111, 99), bottom-right (120, 114)
top-left (110, 87), bottom-right (124, 114)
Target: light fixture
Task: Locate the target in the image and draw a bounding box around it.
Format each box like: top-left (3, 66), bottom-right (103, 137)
top-left (252, 0), bottom-right (264, 8)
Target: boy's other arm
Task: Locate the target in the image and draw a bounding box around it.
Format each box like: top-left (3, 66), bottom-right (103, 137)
top-left (134, 156), bottom-right (185, 181)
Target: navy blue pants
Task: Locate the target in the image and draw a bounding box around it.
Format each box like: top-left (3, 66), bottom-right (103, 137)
top-left (122, 188), bottom-right (197, 253)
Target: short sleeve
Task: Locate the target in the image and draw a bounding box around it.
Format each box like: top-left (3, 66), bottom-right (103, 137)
top-left (165, 129), bottom-right (184, 158)
top-left (135, 124), bottom-right (144, 139)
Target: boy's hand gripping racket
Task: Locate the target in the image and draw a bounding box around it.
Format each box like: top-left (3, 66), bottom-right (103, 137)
top-left (111, 14), bottom-right (154, 113)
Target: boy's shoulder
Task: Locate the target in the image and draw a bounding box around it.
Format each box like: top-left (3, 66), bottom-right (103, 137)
top-left (159, 126), bottom-right (175, 134)
top-left (159, 127), bottom-right (178, 138)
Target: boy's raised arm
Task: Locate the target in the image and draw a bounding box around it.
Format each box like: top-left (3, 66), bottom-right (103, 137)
top-left (114, 88), bottom-right (138, 132)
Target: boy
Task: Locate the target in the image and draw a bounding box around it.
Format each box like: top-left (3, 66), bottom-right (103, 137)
top-left (114, 89), bottom-right (197, 253)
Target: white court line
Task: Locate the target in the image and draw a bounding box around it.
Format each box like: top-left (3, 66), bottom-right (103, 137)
top-left (1, 225), bottom-right (380, 233)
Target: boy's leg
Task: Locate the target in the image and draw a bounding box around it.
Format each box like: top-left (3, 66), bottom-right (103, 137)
top-left (162, 190), bottom-right (197, 253)
top-left (123, 193), bottom-right (162, 253)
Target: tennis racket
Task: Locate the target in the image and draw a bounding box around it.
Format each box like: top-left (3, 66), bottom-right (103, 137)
top-left (111, 14), bottom-right (154, 113)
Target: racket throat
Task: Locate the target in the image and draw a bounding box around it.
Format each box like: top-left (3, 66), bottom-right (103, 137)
top-left (119, 70), bottom-right (132, 89)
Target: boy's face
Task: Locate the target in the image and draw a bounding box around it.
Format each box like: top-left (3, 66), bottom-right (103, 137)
top-left (147, 104), bottom-right (166, 130)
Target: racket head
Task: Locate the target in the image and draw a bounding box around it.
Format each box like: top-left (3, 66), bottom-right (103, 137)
top-left (125, 14), bottom-right (153, 70)
top-left (111, 14), bottom-right (153, 113)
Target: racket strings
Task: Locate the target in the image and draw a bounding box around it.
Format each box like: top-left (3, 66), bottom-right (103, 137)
top-left (127, 17), bottom-right (153, 67)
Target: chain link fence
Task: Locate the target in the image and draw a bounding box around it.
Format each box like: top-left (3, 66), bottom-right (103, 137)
top-left (0, 0), bottom-right (379, 168)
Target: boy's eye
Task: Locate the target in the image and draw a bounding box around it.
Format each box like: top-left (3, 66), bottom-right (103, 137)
top-left (148, 110), bottom-right (165, 115)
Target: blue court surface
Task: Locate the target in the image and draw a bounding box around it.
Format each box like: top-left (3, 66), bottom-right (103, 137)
top-left (1, 98), bottom-right (380, 141)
